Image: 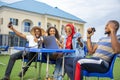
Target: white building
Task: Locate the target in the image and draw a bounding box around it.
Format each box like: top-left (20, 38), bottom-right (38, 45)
top-left (0, 0), bottom-right (86, 46)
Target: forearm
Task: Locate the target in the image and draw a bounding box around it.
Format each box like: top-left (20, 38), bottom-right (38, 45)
top-left (110, 31), bottom-right (120, 53)
top-left (87, 37), bottom-right (94, 54)
top-left (56, 40), bottom-right (63, 48)
top-left (12, 28), bottom-right (26, 39)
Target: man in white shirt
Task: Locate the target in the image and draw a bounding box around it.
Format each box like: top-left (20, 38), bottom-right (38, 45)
top-left (1, 22), bottom-right (45, 80)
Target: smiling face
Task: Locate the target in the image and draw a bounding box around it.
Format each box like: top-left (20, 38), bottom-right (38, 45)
top-left (34, 29), bottom-right (41, 38)
top-left (49, 28), bottom-right (56, 36)
top-left (65, 26), bottom-right (72, 36)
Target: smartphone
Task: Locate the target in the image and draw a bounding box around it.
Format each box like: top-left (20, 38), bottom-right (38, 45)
top-left (88, 27), bottom-right (96, 34)
top-left (8, 22), bottom-right (12, 28)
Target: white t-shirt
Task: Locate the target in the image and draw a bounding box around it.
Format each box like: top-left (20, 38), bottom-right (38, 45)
top-left (26, 35), bottom-right (43, 48)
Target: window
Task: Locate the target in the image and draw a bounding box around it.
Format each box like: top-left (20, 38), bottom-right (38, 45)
top-left (38, 22), bottom-right (41, 26)
top-left (61, 25), bottom-right (65, 35)
top-left (47, 23), bottom-right (52, 29)
top-left (0, 18), bottom-right (3, 24)
top-left (54, 24), bottom-right (56, 27)
top-left (0, 35), bottom-right (2, 46)
top-left (19, 37), bottom-right (27, 47)
top-left (24, 22), bottom-right (31, 32)
top-left (10, 18), bottom-right (18, 26)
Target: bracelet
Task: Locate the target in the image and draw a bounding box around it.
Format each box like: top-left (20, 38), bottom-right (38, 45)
top-left (87, 37), bottom-right (91, 39)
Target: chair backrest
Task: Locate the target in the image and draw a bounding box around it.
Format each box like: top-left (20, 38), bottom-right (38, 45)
top-left (83, 54), bottom-right (117, 79)
top-left (39, 43), bottom-right (56, 64)
top-left (43, 36), bottom-right (59, 49)
top-left (0, 45), bottom-right (9, 51)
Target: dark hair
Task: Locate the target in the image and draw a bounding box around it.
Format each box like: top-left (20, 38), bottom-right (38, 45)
top-left (47, 27), bottom-right (60, 40)
top-left (109, 20), bottom-right (119, 31)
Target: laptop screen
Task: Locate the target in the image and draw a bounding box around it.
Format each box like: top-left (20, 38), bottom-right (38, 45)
top-left (43, 36), bottom-right (59, 49)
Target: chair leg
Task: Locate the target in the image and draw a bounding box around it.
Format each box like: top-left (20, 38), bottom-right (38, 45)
top-left (62, 56), bottom-right (65, 80)
top-left (46, 54), bottom-right (49, 79)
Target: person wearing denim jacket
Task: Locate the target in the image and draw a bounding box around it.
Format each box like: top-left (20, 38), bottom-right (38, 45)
top-left (53, 23), bottom-right (85, 80)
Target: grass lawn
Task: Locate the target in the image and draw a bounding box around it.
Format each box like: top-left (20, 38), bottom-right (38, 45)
top-left (0, 55), bottom-right (120, 80)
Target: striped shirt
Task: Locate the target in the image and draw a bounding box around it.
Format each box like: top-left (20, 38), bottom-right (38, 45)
top-left (92, 35), bottom-right (120, 62)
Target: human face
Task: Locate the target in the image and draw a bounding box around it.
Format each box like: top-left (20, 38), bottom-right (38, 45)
top-left (105, 22), bottom-right (114, 35)
top-left (49, 28), bottom-right (56, 36)
top-left (65, 26), bottom-right (72, 36)
top-left (34, 29), bottom-right (41, 38)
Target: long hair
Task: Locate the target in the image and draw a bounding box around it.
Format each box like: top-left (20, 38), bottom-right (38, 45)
top-left (47, 27), bottom-right (60, 40)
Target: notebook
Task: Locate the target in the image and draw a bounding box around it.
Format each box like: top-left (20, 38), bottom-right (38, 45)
top-left (43, 36), bottom-right (59, 49)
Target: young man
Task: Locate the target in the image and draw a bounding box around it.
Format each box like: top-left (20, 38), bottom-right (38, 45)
top-left (74, 20), bottom-right (120, 80)
top-left (1, 22), bottom-right (45, 80)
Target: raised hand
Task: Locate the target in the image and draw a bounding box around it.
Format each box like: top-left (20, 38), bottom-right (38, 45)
top-left (87, 27), bottom-right (95, 38)
top-left (8, 22), bottom-right (13, 30)
top-left (77, 37), bottom-right (81, 42)
top-left (107, 22), bottom-right (117, 33)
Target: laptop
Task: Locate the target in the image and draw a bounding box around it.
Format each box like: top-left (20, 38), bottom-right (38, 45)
top-left (43, 36), bottom-right (59, 49)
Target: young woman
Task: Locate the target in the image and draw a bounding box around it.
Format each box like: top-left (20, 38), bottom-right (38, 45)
top-left (47, 27), bottom-right (63, 49)
top-left (46, 27), bottom-right (63, 60)
top-left (54, 23), bottom-right (85, 80)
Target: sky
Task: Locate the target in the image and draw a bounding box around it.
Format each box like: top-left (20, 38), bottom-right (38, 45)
top-left (1, 0), bottom-right (120, 42)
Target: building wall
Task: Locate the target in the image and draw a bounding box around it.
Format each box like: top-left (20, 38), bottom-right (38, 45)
top-left (0, 7), bottom-right (85, 36)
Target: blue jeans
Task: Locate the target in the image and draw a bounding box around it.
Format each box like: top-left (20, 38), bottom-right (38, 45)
top-left (53, 58), bottom-right (63, 80)
top-left (53, 57), bottom-right (75, 80)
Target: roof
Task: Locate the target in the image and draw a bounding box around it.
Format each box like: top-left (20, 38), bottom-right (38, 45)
top-left (0, 1), bottom-right (7, 6)
top-left (1, 0), bottom-right (86, 23)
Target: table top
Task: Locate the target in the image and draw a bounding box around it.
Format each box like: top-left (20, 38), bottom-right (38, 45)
top-left (14, 47), bottom-right (75, 53)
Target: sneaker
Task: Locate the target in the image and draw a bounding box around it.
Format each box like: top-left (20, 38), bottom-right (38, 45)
top-left (1, 76), bottom-right (10, 80)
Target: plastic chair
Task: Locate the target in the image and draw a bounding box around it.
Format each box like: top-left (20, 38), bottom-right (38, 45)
top-left (22, 43), bottom-right (56, 80)
top-left (38, 52), bottom-right (56, 79)
top-left (0, 46), bottom-right (9, 54)
top-left (83, 54), bottom-right (117, 80)
top-left (21, 43), bottom-right (39, 80)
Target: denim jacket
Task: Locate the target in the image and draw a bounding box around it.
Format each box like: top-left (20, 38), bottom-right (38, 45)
top-left (63, 33), bottom-right (85, 57)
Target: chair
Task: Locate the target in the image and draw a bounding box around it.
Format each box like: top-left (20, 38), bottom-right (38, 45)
top-left (0, 45), bottom-right (9, 54)
top-left (83, 54), bottom-right (117, 80)
top-left (21, 43), bottom-right (38, 80)
top-left (0, 46), bottom-right (8, 65)
top-left (38, 52), bottom-right (56, 79)
top-left (22, 43), bottom-right (56, 80)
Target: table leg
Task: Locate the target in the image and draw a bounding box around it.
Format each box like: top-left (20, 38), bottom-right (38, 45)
top-left (62, 56), bottom-right (65, 80)
top-left (38, 53), bottom-right (42, 80)
top-left (21, 56), bottom-right (24, 80)
top-left (46, 53), bottom-right (49, 80)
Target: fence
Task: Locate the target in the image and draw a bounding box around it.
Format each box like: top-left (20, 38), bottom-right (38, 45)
top-left (0, 34), bottom-right (27, 47)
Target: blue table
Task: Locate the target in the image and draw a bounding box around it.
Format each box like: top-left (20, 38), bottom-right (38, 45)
top-left (14, 47), bottom-right (75, 53)
top-left (14, 47), bottom-right (75, 80)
